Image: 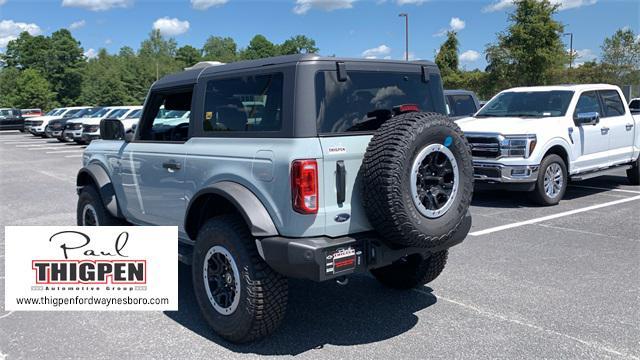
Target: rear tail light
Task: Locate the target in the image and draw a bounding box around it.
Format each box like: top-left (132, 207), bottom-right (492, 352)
top-left (291, 159), bottom-right (318, 214)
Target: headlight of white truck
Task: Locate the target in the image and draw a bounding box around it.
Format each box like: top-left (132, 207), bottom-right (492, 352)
top-left (500, 135), bottom-right (537, 158)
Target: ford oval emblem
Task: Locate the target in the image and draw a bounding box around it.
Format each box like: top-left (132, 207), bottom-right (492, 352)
top-left (334, 213), bottom-right (351, 223)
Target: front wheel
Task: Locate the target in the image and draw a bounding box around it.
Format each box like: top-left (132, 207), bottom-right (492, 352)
top-left (371, 250), bottom-right (448, 289)
top-left (76, 186), bottom-right (127, 225)
top-left (192, 215), bottom-right (288, 343)
top-left (530, 154), bottom-right (567, 206)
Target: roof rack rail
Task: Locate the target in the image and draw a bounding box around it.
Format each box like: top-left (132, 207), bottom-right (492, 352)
top-left (184, 61), bottom-right (225, 71)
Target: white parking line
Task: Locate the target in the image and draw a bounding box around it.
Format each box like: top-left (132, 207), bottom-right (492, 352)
top-left (65, 154), bottom-right (83, 158)
top-left (28, 146), bottom-right (72, 151)
top-left (2, 140), bottom-right (46, 144)
top-left (569, 184), bottom-right (640, 194)
top-left (413, 289), bottom-right (638, 360)
top-left (469, 195), bottom-right (640, 236)
top-left (16, 143), bottom-right (64, 147)
top-left (47, 150), bottom-right (84, 154)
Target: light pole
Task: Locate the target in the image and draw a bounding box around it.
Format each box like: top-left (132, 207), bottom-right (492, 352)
top-left (399, 13), bottom-right (409, 61)
top-left (563, 32), bottom-right (574, 69)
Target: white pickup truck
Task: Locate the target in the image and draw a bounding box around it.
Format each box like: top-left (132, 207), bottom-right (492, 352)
top-left (456, 84), bottom-right (640, 205)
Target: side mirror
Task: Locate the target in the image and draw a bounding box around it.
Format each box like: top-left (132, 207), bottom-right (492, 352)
top-left (574, 112), bottom-right (600, 126)
top-left (100, 118), bottom-right (125, 141)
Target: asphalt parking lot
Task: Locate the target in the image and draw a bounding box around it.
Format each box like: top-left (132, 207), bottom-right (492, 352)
top-left (0, 129), bottom-right (638, 359)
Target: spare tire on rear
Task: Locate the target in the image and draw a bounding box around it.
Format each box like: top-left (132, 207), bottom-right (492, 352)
top-left (362, 112), bottom-right (473, 249)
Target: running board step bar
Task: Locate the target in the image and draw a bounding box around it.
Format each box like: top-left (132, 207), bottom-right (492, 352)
top-left (570, 165), bottom-right (632, 181)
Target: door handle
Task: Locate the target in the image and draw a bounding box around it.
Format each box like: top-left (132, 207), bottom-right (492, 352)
top-left (626, 123), bottom-right (634, 131)
top-left (162, 160), bottom-right (182, 171)
top-left (600, 127), bottom-right (609, 135)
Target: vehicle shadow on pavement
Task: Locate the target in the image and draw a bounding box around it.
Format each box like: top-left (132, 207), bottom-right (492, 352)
top-left (165, 263), bottom-right (437, 355)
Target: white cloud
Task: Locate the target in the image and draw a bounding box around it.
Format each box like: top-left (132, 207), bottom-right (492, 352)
top-left (293, 0), bottom-right (355, 15)
top-left (362, 44), bottom-right (391, 58)
top-left (483, 0), bottom-right (597, 12)
top-left (0, 0), bottom-right (7, 6)
top-left (572, 48), bottom-right (597, 65)
top-left (404, 51), bottom-right (418, 60)
top-left (61, 0), bottom-right (132, 11)
top-left (105, 38), bottom-right (112, 44)
top-left (153, 17), bottom-right (190, 36)
top-left (84, 48), bottom-right (97, 59)
top-left (69, 20), bottom-right (86, 30)
top-left (434, 17), bottom-right (465, 37)
top-left (396, 0), bottom-right (427, 4)
top-left (460, 50), bottom-right (480, 62)
top-left (0, 20), bottom-right (41, 48)
top-left (191, 0), bottom-right (227, 10)
top-left (449, 17), bottom-right (465, 32)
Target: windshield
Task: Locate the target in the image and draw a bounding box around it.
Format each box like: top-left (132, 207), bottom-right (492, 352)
top-left (315, 70), bottom-right (443, 133)
top-left (476, 90), bottom-right (574, 118)
top-left (47, 108), bottom-right (62, 116)
top-left (63, 108), bottom-right (85, 118)
top-left (88, 108), bottom-right (110, 118)
top-left (106, 109), bottom-right (129, 119)
top-left (126, 109), bottom-right (141, 119)
top-left (0, 109), bottom-right (13, 117)
top-left (72, 107), bottom-right (100, 118)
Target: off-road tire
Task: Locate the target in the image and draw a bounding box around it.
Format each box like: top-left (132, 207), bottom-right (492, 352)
top-left (76, 186), bottom-right (126, 225)
top-left (362, 112), bottom-right (473, 249)
top-left (627, 156), bottom-right (640, 185)
top-left (371, 250), bottom-right (448, 289)
top-left (192, 215), bottom-right (288, 343)
top-left (530, 154), bottom-right (567, 206)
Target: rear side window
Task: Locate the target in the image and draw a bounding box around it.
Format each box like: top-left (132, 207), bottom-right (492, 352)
top-left (599, 90), bottom-right (625, 117)
top-left (447, 95), bottom-right (477, 117)
top-left (203, 73), bottom-right (283, 132)
top-left (574, 91), bottom-right (601, 115)
top-left (315, 71), bottom-right (437, 134)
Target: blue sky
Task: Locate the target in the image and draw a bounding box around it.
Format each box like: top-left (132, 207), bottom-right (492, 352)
top-left (1, 0), bottom-right (638, 69)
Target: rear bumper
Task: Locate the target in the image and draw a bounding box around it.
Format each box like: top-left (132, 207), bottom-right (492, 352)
top-left (257, 211), bottom-right (471, 282)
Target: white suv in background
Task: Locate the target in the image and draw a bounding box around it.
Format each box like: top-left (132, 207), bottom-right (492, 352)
top-left (80, 106), bottom-right (142, 143)
top-left (456, 84), bottom-right (639, 205)
top-left (27, 106), bottom-right (90, 137)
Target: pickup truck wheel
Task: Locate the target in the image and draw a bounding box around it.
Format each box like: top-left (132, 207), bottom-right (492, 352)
top-left (627, 157), bottom-right (640, 185)
top-left (362, 112), bottom-right (474, 249)
top-left (370, 250), bottom-right (448, 289)
top-left (76, 186), bottom-right (126, 225)
top-left (192, 215), bottom-right (288, 343)
top-left (531, 154), bottom-right (567, 206)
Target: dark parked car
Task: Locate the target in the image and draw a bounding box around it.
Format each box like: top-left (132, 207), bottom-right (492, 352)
top-left (0, 108), bottom-right (25, 131)
top-left (444, 89), bottom-right (481, 119)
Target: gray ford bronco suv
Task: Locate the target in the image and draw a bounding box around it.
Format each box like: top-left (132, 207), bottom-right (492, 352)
top-left (76, 54), bottom-right (474, 342)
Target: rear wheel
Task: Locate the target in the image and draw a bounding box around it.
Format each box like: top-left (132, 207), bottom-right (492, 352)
top-left (627, 156), bottom-right (640, 185)
top-left (531, 154), bottom-right (567, 206)
top-left (192, 215), bottom-right (288, 343)
top-left (371, 250), bottom-right (448, 289)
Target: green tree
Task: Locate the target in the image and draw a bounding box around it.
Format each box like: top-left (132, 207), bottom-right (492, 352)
top-left (14, 69), bottom-right (57, 109)
top-left (485, 0), bottom-right (566, 91)
top-left (3, 32), bottom-right (50, 73)
top-left (241, 35), bottom-right (277, 60)
top-left (435, 31), bottom-right (460, 77)
top-left (176, 45), bottom-right (202, 67)
top-left (79, 52), bottom-right (130, 106)
top-left (600, 28), bottom-right (640, 84)
top-left (0, 67), bottom-right (21, 107)
top-left (202, 36), bottom-right (237, 63)
top-left (278, 35), bottom-right (319, 55)
top-left (139, 29), bottom-right (177, 58)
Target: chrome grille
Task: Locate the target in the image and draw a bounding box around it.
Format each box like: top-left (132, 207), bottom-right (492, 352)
top-left (466, 135), bottom-right (500, 158)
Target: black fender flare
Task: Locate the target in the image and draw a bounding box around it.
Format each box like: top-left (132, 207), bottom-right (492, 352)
top-left (76, 163), bottom-right (123, 219)
top-left (185, 181), bottom-right (279, 238)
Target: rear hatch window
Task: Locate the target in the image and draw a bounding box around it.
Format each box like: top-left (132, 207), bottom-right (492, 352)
top-left (315, 70), bottom-right (443, 134)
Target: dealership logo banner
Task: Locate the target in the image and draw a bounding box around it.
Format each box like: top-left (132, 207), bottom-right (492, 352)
top-left (4, 226), bottom-right (178, 311)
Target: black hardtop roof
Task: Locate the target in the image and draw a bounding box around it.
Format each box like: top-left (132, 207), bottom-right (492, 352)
top-left (152, 54), bottom-right (437, 90)
top-left (444, 89), bottom-right (478, 96)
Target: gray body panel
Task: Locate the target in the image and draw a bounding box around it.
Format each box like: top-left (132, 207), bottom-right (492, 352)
top-left (81, 54), bottom-right (447, 241)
